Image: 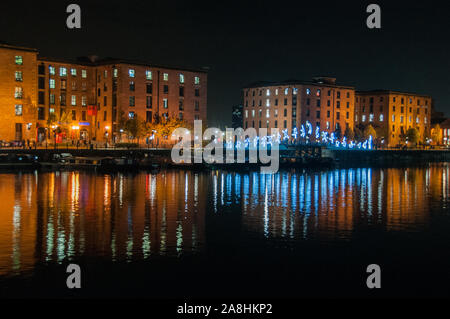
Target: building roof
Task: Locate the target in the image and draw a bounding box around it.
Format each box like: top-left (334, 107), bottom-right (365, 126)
top-left (0, 42), bottom-right (38, 53)
top-left (437, 118), bottom-right (450, 128)
top-left (243, 78), bottom-right (354, 90)
top-left (356, 90), bottom-right (431, 99)
top-left (37, 55), bottom-right (208, 73)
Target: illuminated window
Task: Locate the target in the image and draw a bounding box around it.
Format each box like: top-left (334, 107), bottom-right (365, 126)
top-left (266, 89), bottom-right (270, 96)
top-left (362, 115), bottom-right (366, 122)
top-left (416, 117), bottom-right (420, 124)
top-left (194, 76), bottom-right (200, 85)
top-left (379, 114), bottom-right (384, 122)
top-left (306, 88), bottom-right (311, 95)
top-left (425, 117), bottom-right (427, 124)
top-left (82, 96), bottom-right (87, 106)
top-left (49, 94), bottom-right (55, 105)
top-left (266, 109), bottom-right (270, 118)
top-left (15, 71), bottom-right (22, 81)
top-left (49, 66), bottom-right (55, 75)
top-left (252, 110), bottom-right (255, 117)
top-left (14, 87), bottom-right (23, 99)
top-left (104, 70), bottom-right (107, 78)
top-left (82, 70), bottom-right (87, 78)
top-left (369, 114), bottom-right (374, 122)
top-left (326, 121), bottom-right (330, 129)
top-left (275, 89), bottom-right (279, 95)
top-left (113, 69), bottom-right (118, 78)
top-left (146, 70), bottom-right (152, 80)
top-left (284, 88), bottom-right (289, 95)
top-left (293, 88), bottom-right (298, 95)
top-left (274, 109), bottom-right (278, 117)
top-left (266, 99), bottom-right (270, 107)
top-left (316, 89), bottom-right (321, 97)
top-left (129, 69), bottom-right (135, 77)
top-left (71, 68), bottom-right (77, 76)
top-left (60, 67), bottom-right (67, 76)
top-left (128, 111), bottom-right (135, 119)
top-left (163, 73), bottom-right (169, 81)
top-left (179, 74), bottom-right (185, 83)
top-left (15, 104), bottom-right (22, 116)
top-left (392, 115), bottom-right (395, 122)
top-left (49, 79), bottom-right (55, 89)
top-left (163, 98), bottom-right (168, 108)
top-left (245, 110), bottom-right (248, 118)
top-left (15, 56), bottom-right (23, 65)
top-left (71, 95), bottom-right (76, 106)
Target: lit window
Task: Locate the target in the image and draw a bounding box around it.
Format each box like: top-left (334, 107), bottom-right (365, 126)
top-left (49, 108), bottom-right (55, 113)
top-left (416, 117), bottom-right (420, 124)
top-left (266, 89), bottom-right (270, 96)
top-left (425, 117), bottom-right (427, 124)
top-left (49, 66), bottom-right (56, 75)
top-left (194, 76), bottom-right (200, 84)
top-left (275, 89), bottom-right (279, 95)
top-left (326, 121), bottom-right (330, 129)
top-left (113, 69), bottom-right (118, 78)
top-left (245, 110), bottom-right (248, 118)
top-left (15, 71), bottom-right (22, 81)
top-left (128, 111), bottom-right (135, 119)
top-left (71, 95), bottom-right (76, 106)
top-left (15, 104), bottom-right (22, 116)
top-left (49, 79), bottom-right (55, 89)
top-left (104, 70), bottom-right (107, 78)
top-left (179, 74), bottom-right (184, 83)
top-left (316, 89), bottom-right (321, 97)
top-left (392, 115), bottom-right (395, 122)
top-left (306, 88), bottom-right (311, 95)
top-left (14, 87), bottom-right (23, 99)
top-left (362, 115), bottom-right (366, 122)
top-left (15, 56), bottom-right (23, 65)
top-left (163, 98), bottom-right (168, 108)
top-left (71, 68), bottom-right (77, 76)
top-left (293, 88), bottom-right (298, 95)
top-left (129, 69), bottom-right (135, 77)
top-left (284, 88), bottom-right (289, 95)
top-left (379, 114), bottom-right (384, 122)
top-left (163, 73), bottom-right (169, 81)
top-left (266, 109), bottom-right (270, 118)
top-left (146, 70), bottom-right (152, 80)
top-left (266, 99), bottom-right (270, 107)
top-left (82, 96), bottom-right (87, 106)
top-left (60, 67), bottom-right (67, 77)
top-left (82, 70), bottom-right (87, 78)
top-left (369, 114), bottom-right (374, 122)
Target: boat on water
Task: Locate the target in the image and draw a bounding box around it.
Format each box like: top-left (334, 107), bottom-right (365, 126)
top-left (0, 153), bottom-right (40, 170)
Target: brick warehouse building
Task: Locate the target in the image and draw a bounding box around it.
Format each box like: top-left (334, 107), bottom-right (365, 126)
top-left (355, 91), bottom-right (431, 146)
top-left (243, 77), bottom-right (355, 136)
top-left (0, 43), bottom-right (207, 144)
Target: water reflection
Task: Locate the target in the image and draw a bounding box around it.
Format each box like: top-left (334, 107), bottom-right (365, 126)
top-left (0, 164), bottom-right (449, 276)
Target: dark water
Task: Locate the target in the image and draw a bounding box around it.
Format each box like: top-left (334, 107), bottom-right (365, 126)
top-left (1, 164), bottom-right (450, 298)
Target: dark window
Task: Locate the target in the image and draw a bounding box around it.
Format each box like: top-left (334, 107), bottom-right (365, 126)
top-left (146, 111), bottom-right (152, 122)
top-left (60, 93), bottom-right (66, 106)
top-left (112, 94), bottom-right (117, 107)
top-left (194, 101), bottom-right (199, 111)
top-left (38, 91), bottom-right (45, 105)
top-left (104, 96), bottom-right (107, 106)
top-left (38, 64), bottom-right (45, 75)
top-left (179, 86), bottom-right (184, 97)
top-left (146, 96), bottom-right (152, 108)
top-left (82, 111), bottom-right (87, 121)
top-left (38, 77), bottom-right (45, 90)
top-left (306, 98), bottom-right (310, 106)
top-left (194, 88), bottom-right (200, 97)
top-left (129, 81), bottom-right (135, 91)
top-left (316, 99), bottom-right (320, 107)
top-left (179, 99), bottom-right (184, 110)
top-left (284, 98), bottom-right (287, 106)
top-left (336, 112), bottom-right (340, 120)
top-left (72, 110), bottom-right (76, 120)
top-left (163, 85), bottom-right (169, 94)
top-left (129, 96), bottom-right (135, 106)
top-left (316, 111), bottom-right (320, 119)
top-left (38, 107), bottom-right (45, 120)
top-left (102, 111), bottom-right (106, 121)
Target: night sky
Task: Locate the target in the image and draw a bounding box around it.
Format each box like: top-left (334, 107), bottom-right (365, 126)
top-left (1, 0), bottom-right (449, 127)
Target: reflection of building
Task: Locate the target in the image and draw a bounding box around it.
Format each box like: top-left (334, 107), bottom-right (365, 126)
top-left (231, 104), bottom-right (243, 129)
top-left (355, 91), bottom-right (432, 146)
top-left (0, 43), bottom-right (208, 143)
top-left (242, 77), bottom-right (355, 135)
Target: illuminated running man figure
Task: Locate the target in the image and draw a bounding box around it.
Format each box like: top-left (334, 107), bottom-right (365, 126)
top-left (342, 137), bottom-right (347, 148)
top-left (300, 125), bottom-right (306, 138)
top-left (306, 121), bottom-right (313, 135)
top-left (330, 132), bottom-right (335, 144)
top-left (321, 131), bottom-right (328, 143)
top-left (282, 129), bottom-right (289, 141)
top-left (292, 127), bottom-right (298, 140)
top-left (315, 127), bottom-right (320, 139)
